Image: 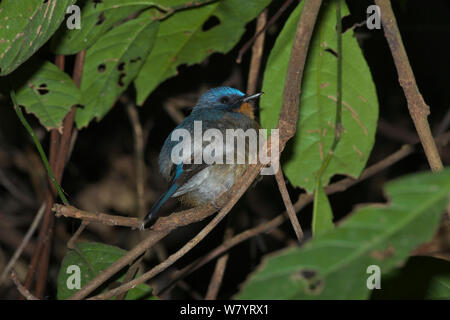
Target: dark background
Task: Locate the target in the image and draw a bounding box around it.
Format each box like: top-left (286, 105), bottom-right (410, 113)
top-left (0, 0), bottom-right (449, 299)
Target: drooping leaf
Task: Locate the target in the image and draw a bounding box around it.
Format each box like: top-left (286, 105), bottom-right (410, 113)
top-left (51, 0), bottom-right (181, 54)
top-left (134, 0), bottom-right (271, 105)
top-left (57, 242), bottom-right (156, 300)
top-left (11, 60), bottom-right (81, 130)
top-left (260, 0), bottom-right (378, 193)
top-left (75, 12), bottom-right (159, 128)
top-left (236, 168), bottom-right (450, 299)
top-left (312, 183), bottom-right (334, 236)
top-left (0, 0), bottom-right (75, 76)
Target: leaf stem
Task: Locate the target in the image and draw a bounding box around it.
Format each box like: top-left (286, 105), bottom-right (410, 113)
top-left (10, 90), bottom-right (69, 205)
top-left (315, 0), bottom-right (343, 187)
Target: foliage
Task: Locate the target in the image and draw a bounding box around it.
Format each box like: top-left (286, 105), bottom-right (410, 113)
top-left (1, 0), bottom-right (447, 300)
top-left (260, 1), bottom-right (378, 193)
top-left (57, 242), bottom-right (156, 300)
top-left (236, 168), bottom-right (450, 299)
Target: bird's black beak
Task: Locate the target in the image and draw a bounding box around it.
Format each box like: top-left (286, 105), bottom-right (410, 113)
top-left (242, 92), bottom-right (263, 102)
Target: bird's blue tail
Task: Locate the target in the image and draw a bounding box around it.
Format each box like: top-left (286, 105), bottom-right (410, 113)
top-left (140, 183), bottom-right (179, 229)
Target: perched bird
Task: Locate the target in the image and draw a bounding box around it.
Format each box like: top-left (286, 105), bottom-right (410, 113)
top-left (141, 87), bottom-right (262, 229)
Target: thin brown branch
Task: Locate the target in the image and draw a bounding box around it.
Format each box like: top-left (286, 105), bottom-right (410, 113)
top-left (275, 164), bottom-right (303, 241)
top-left (246, 9), bottom-right (267, 95)
top-left (53, 205), bottom-right (141, 229)
top-left (237, 0), bottom-right (295, 63)
top-left (376, 0), bottom-right (443, 172)
top-left (21, 54), bottom-right (67, 295)
top-left (205, 226), bottom-right (233, 300)
top-left (116, 254), bottom-right (144, 300)
top-left (22, 130), bottom-right (59, 297)
top-left (31, 51), bottom-right (86, 298)
top-left (0, 203), bottom-right (45, 284)
top-left (34, 51), bottom-right (85, 298)
top-left (67, 220), bottom-right (90, 250)
top-left (123, 95), bottom-right (146, 218)
top-left (11, 270), bottom-right (39, 300)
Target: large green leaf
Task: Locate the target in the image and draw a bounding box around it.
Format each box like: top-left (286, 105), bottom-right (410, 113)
top-left (75, 12), bottom-right (159, 128)
top-left (0, 0), bottom-right (74, 75)
top-left (236, 168), bottom-right (450, 299)
top-left (260, 0), bottom-right (378, 193)
top-left (51, 0), bottom-right (183, 54)
top-left (12, 60), bottom-right (81, 130)
top-left (134, 0), bottom-right (271, 105)
top-left (57, 242), bottom-right (156, 300)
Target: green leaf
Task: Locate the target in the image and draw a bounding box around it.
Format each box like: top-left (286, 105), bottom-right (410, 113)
top-left (236, 168), bottom-right (450, 299)
top-left (312, 184), bottom-right (334, 236)
top-left (260, 0), bottom-right (378, 193)
top-left (75, 12), bottom-right (159, 128)
top-left (57, 242), bottom-right (156, 300)
top-left (11, 59), bottom-right (81, 130)
top-left (0, 0), bottom-right (75, 75)
top-left (134, 0), bottom-right (271, 105)
top-left (51, 0), bottom-right (176, 54)
top-left (371, 256), bottom-right (450, 299)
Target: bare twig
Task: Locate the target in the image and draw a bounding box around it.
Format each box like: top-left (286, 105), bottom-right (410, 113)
top-left (275, 165), bottom-right (303, 241)
top-left (116, 254), bottom-right (144, 300)
top-left (237, 0), bottom-right (295, 63)
top-left (19, 110), bottom-right (61, 296)
top-left (34, 50), bottom-right (86, 298)
top-left (123, 96), bottom-right (146, 218)
top-left (246, 9), bottom-right (267, 95)
top-left (67, 220), bottom-right (90, 250)
top-left (53, 205), bottom-right (141, 229)
top-left (376, 0), bottom-right (443, 172)
top-left (10, 270), bottom-right (39, 300)
top-left (205, 226), bottom-right (233, 300)
top-left (0, 203), bottom-right (45, 284)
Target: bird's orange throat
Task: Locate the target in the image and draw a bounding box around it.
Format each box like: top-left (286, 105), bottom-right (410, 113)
top-left (237, 102), bottom-right (255, 119)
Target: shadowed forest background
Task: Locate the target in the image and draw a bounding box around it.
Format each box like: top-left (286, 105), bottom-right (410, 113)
top-left (0, 0), bottom-right (449, 300)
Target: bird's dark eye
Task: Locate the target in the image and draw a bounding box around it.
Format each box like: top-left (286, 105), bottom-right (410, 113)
top-left (219, 96), bottom-right (231, 104)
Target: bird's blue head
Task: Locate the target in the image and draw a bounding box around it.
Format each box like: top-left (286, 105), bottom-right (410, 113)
top-left (194, 87), bottom-right (263, 116)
